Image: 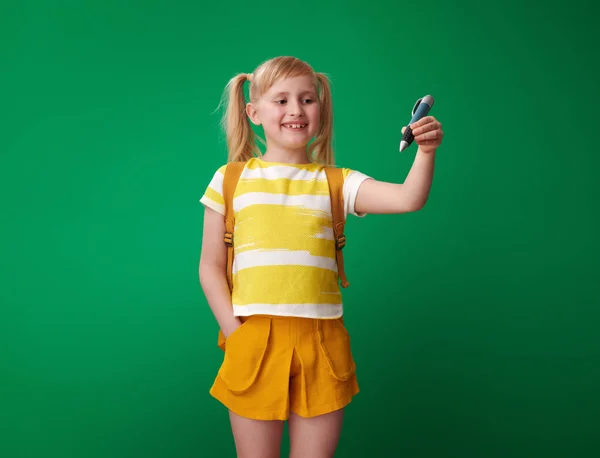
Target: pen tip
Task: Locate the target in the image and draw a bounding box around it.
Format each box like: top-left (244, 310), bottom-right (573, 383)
top-left (399, 141), bottom-right (408, 152)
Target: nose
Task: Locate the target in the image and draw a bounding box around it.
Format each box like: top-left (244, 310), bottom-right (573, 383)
top-left (287, 100), bottom-right (304, 117)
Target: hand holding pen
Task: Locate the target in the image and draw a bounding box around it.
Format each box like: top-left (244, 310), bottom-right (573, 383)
top-left (400, 95), bottom-right (444, 154)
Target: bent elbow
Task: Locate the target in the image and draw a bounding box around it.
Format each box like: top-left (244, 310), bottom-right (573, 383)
top-left (401, 199), bottom-right (427, 213)
top-left (395, 200), bottom-right (424, 214)
top-left (411, 199), bottom-right (428, 212)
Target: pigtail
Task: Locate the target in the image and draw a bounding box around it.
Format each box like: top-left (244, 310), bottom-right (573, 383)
top-left (220, 73), bottom-right (260, 162)
top-left (308, 72), bottom-right (335, 166)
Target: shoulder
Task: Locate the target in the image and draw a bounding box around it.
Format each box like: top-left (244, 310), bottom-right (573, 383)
top-left (322, 165), bottom-right (372, 193)
top-left (214, 163), bottom-right (234, 176)
top-left (209, 161), bottom-right (250, 182)
top-left (341, 167), bottom-right (357, 180)
top-left (328, 165), bottom-right (371, 184)
top-left (199, 163), bottom-right (230, 215)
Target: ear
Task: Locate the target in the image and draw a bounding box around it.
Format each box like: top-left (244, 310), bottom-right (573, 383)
top-left (246, 103), bottom-right (261, 126)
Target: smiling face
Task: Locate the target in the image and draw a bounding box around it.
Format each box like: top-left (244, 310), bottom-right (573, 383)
top-left (246, 74), bottom-right (320, 158)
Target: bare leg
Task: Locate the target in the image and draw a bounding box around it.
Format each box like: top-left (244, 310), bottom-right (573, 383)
top-left (229, 410), bottom-right (284, 458)
top-left (288, 408), bottom-right (345, 458)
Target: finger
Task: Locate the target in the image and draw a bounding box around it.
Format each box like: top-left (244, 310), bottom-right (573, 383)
top-left (413, 116), bottom-right (434, 128)
top-left (409, 119), bottom-right (422, 130)
top-left (412, 119), bottom-right (440, 136)
top-left (416, 129), bottom-right (441, 141)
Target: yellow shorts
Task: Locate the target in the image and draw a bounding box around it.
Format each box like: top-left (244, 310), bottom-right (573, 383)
top-left (209, 315), bottom-right (359, 421)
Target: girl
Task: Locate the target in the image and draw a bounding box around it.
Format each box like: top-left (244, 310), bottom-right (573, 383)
top-left (199, 56), bottom-right (444, 458)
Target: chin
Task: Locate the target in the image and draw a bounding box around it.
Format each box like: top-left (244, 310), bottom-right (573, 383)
top-left (283, 142), bottom-right (310, 150)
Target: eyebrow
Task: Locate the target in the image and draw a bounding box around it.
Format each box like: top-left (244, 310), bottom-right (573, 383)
top-left (272, 90), bottom-right (317, 97)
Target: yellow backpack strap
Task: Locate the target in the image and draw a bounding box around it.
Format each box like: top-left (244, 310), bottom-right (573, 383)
top-left (223, 161), bottom-right (246, 292)
top-left (324, 166), bottom-right (350, 288)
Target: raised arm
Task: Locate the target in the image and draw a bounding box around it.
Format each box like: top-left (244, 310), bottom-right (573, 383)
top-left (354, 116), bottom-right (443, 215)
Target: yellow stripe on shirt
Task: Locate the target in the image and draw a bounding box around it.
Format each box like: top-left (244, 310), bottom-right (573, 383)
top-left (234, 204), bottom-right (334, 256)
top-left (232, 265), bottom-right (341, 305)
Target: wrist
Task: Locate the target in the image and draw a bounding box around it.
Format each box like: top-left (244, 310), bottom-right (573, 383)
top-left (418, 146), bottom-right (437, 155)
top-left (223, 318), bottom-right (243, 338)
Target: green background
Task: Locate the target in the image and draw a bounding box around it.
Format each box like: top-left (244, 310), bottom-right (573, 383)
top-left (2, 0), bottom-right (599, 457)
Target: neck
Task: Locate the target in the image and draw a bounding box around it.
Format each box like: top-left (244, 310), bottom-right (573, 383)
top-left (262, 146), bottom-right (311, 164)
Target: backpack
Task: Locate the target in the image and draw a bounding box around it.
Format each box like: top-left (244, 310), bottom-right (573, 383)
top-left (217, 160), bottom-right (349, 350)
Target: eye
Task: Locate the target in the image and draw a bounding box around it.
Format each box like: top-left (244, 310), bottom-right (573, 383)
top-left (275, 100), bottom-right (286, 105)
top-left (303, 98), bottom-right (314, 104)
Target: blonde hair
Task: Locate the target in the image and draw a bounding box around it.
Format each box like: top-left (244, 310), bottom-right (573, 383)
top-left (216, 56), bottom-right (335, 165)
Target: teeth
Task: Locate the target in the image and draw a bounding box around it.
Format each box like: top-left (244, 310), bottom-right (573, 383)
top-left (284, 124), bottom-right (307, 129)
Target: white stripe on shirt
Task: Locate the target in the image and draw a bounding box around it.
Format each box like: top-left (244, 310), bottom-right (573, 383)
top-left (233, 192), bottom-right (331, 213)
top-left (233, 302), bottom-right (343, 318)
top-left (233, 249), bottom-right (338, 274)
top-left (242, 165), bottom-right (325, 181)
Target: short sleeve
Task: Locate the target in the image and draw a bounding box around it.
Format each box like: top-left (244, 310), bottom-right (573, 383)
top-left (199, 165), bottom-right (227, 215)
top-left (341, 168), bottom-right (372, 218)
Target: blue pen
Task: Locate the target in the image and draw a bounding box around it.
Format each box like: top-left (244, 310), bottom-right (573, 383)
top-left (399, 95), bottom-right (435, 152)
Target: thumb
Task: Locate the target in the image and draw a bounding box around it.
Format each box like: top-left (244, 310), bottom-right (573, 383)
top-left (401, 126), bottom-right (406, 134)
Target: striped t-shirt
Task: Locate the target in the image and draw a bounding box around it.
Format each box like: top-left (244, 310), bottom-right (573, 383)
top-left (200, 157), bottom-right (370, 319)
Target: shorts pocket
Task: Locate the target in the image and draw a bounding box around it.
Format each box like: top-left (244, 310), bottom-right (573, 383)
top-left (218, 316), bottom-right (272, 394)
top-left (317, 318), bottom-right (356, 382)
